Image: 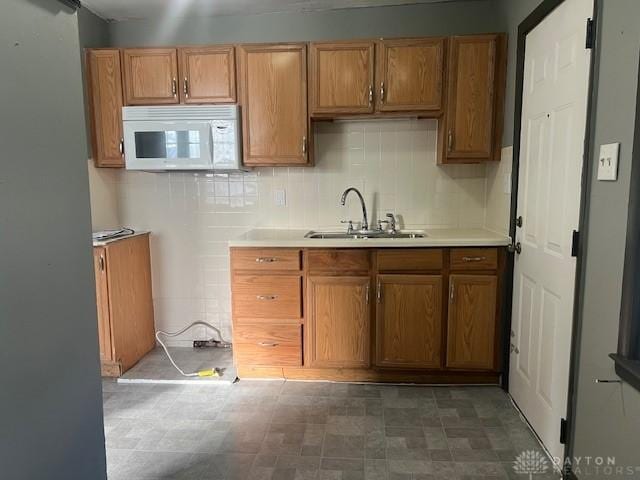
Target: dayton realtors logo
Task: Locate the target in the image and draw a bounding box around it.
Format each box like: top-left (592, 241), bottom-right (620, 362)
top-left (513, 450), bottom-right (550, 478)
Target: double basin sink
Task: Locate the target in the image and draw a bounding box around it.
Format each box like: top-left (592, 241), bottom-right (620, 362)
top-left (305, 230), bottom-right (425, 240)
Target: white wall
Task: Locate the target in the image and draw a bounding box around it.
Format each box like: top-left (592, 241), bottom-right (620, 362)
top-left (92, 119), bottom-right (506, 344)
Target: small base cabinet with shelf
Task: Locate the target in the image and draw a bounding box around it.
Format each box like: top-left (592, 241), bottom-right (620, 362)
top-left (230, 246), bottom-right (505, 384)
top-left (93, 234), bottom-right (155, 377)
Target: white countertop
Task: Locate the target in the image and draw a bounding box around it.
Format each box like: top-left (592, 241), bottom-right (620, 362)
top-left (92, 231), bottom-right (149, 247)
top-left (229, 228), bottom-right (511, 248)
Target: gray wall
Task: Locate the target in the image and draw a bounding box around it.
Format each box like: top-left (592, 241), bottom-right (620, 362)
top-left (571, 0), bottom-right (640, 469)
top-left (497, 0), bottom-right (541, 145)
top-left (108, 0), bottom-right (503, 46)
top-left (0, 1), bottom-right (106, 478)
top-left (78, 6), bottom-right (110, 158)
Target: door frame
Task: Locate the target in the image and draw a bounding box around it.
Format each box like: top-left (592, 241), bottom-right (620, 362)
top-left (501, 0), bottom-right (599, 475)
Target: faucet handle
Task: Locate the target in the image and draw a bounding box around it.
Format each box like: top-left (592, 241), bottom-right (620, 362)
top-left (385, 213), bottom-right (397, 232)
top-left (341, 220), bottom-right (355, 234)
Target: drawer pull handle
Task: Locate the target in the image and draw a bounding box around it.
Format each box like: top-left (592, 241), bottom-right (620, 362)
top-left (258, 341), bottom-right (279, 347)
top-left (462, 256), bottom-right (487, 262)
top-left (256, 295), bottom-right (278, 301)
top-left (256, 257), bottom-right (277, 263)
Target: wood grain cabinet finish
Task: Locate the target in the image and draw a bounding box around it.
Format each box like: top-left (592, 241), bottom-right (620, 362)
top-left (309, 41), bottom-right (375, 114)
top-left (179, 46), bottom-right (236, 104)
top-left (233, 275), bottom-right (302, 320)
top-left (239, 44), bottom-right (310, 166)
top-left (233, 324), bottom-right (302, 366)
top-left (376, 275), bottom-right (443, 368)
top-left (442, 35), bottom-right (506, 163)
top-left (446, 274), bottom-right (498, 370)
top-left (86, 49), bottom-right (125, 167)
top-left (307, 276), bottom-right (371, 368)
top-left (122, 48), bottom-right (179, 105)
top-left (93, 234), bottom-right (155, 377)
top-left (376, 38), bottom-right (445, 112)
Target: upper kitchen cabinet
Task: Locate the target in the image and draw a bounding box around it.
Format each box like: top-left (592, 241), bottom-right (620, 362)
top-left (376, 37), bottom-right (445, 112)
top-left (309, 41), bottom-right (375, 115)
top-left (122, 48), bottom-right (179, 105)
top-left (239, 44), bottom-right (310, 166)
top-left (441, 34), bottom-right (507, 164)
top-left (86, 49), bottom-right (125, 167)
top-left (178, 46), bottom-right (236, 104)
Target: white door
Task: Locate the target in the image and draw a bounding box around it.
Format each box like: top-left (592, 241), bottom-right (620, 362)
top-left (509, 0), bottom-right (592, 461)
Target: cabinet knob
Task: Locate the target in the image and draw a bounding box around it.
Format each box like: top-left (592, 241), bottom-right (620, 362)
top-left (302, 136), bottom-right (307, 156)
top-left (183, 77), bottom-right (189, 97)
top-left (380, 82), bottom-right (385, 103)
top-left (171, 77), bottom-right (177, 96)
top-left (447, 130), bottom-right (454, 152)
top-left (119, 138), bottom-right (124, 156)
top-left (258, 341), bottom-right (279, 347)
top-left (368, 85), bottom-right (373, 105)
top-left (255, 257), bottom-right (277, 263)
top-left (462, 256), bottom-right (487, 262)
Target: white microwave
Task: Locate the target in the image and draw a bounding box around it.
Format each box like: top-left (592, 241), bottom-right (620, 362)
top-left (122, 105), bottom-right (246, 171)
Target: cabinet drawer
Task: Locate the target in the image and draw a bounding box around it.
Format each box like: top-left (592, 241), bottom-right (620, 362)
top-left (234, 343), bottom-right (302, 366)
top-left (377, 249), bottom-right (443, 271)
top-left (307, 249), bottom-right (370, 273)
top-left (231, 248), bottom-right (301, 271)
top-left (233, 275), bottom-right (302, 319)
top-left (450, 248), bottom-right (498, 270)
top-left (234, 324), bottom-right (301, 346)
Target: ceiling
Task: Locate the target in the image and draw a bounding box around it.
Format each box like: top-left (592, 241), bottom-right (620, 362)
top-left (82, 0), bottom-right (464, 22)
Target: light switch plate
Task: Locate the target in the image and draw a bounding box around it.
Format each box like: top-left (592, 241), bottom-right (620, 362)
top-left (597, 143), bottom-right (620, 181)
top-left (274, 189), bottom-right (286, 206)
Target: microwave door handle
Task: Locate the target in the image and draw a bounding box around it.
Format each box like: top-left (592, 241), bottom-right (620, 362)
top-left (208, 124), bottom-right (215, 168)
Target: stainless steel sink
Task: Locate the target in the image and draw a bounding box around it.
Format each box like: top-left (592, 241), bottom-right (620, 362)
top-left (305, 231), bottom-right (425, 239)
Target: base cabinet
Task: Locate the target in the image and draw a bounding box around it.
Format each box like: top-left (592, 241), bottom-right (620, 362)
top-left (376, 275), bottom-right (443, 369)
top-left (94, 234), bottom-right (155, 376)
top-left (307, 276), bottom-right (371, 368)
top-left (446, 274), bottom-right (498, 370)
top-left (231, 247), bottom-right (503, 383)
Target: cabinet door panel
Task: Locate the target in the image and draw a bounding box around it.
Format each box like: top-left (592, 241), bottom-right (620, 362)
top-left (447, 274), bottom-right (497, 370)
top-left (376, 275), bottom-right (442, 368)
top-left (123, 48), bottom-right (179, 105)
top-left (307, 276), bottom-right (370, 368)
top-left (377, 38), bottom-right (445, 112)
top-left (93, 248), bottom-right (112, 362)
top-left (310, 42), bottom-right (375, 114)
top-left (87, 49), bottom-right (124, 167)
top-left (179, 46), bottom-right (236, 104)
top-left (240, 44), bottom-right (309, 165)
top-left (445, 35), bottom-right (497, 160)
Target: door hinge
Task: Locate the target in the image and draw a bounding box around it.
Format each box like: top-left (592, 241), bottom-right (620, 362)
top-left (560, 417), bottom-right (568, 444)
top-left (585, 18), bottom-right (595, 49)
top-left (571, 230), bottom-right (580, 257)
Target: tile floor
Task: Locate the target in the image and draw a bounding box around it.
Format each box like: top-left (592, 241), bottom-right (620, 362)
top-left (120, 347), bottom-right (236, 384)
top-left (103, 380), bottom-right (559, 480)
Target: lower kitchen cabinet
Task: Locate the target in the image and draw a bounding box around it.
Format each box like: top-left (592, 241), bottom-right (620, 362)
top-left (93, 234), bottom-right (155, 376)
top-left (230, 247), bottom-right (504, 383)
top-left (307, 276), bottom-right (371, 368)
top-left (376, 275), bottom-right (443, 369)
top-left (446, 274), bottom-right (498, 370)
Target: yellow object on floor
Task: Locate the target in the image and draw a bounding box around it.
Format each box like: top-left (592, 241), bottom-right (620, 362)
top-left (197, 369), bottom-right (219, 377)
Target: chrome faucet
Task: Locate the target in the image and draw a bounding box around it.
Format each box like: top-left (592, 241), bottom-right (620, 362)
top-left (340, 187), bottom-right (370, 232)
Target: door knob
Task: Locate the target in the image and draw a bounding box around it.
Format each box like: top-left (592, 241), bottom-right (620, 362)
top-left (515, 216), bottom-right (523, 228)
top-left (507, 242), bottom-right (522, 254)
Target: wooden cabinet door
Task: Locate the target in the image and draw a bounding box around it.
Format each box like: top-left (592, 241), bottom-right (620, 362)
top-left (376, 38), bottom-right (445, 112)
top-left (179, 46), bottom-right (236, 104)
top-left (122, 48), bottom-right (179, 105)
top-left (86, 49), bottom-right (124, 167)
top-left (447, 274), bottom-right (498, 370)
top-left (307, 276), bottom-right (371, 368)
top-left (444, 35), bottom-right (499, 162)
top-left (309, 41), bottom-right (375, 114)
top-left (93, 248), bottom-right (113, 362)
top-left (376, 275), bottom-right (443, 368)
top-left (239, 44), bottom-right (309, 165)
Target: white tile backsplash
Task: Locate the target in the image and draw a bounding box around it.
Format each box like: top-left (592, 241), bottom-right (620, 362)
top-left (91, 119), bottom-right (509, 345)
